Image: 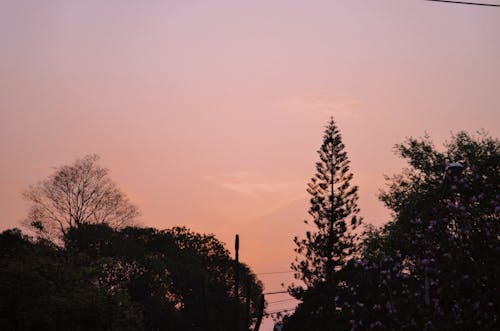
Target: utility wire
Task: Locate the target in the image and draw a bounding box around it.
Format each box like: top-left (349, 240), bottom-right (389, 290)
top-left (187, 307), bottom-right (297, 329)
top-left (263, 290), bottom-right (289, 295)
top-left (257, 270), bottom-right (294, 275)
top-left (268, 298), bottom-right (298, 304)
top-left (424, 0), bottom-right (500, 7)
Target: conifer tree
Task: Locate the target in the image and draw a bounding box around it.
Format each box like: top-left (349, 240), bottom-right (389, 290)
top-left (291, 117), bottom-right (361, 292)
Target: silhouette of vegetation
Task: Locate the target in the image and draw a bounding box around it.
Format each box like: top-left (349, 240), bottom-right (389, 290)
top-left (3, 130), bottom-right (498, 331)
top-left (23, 155), bottom-right (140, 240)
top-left (1, 155), bottom-right (265, 331)
top-left (0, 228), bottom-right (142, 331)
top-left (340, 131), bottom-right (499, 330)
top-left (2, 215), bottom-right (263, 330)
top-left (283, 130), bottom-right (498, 330)
top-left (287, 117), bottom-right (361, 330)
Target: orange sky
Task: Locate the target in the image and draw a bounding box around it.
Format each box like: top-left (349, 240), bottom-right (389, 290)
top-left (1, 1), bottom-right (499, 328)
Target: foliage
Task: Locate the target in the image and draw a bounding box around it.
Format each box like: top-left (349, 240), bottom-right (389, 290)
top-left (287, 118), bottom-right (361, 330)
top-left (0, 224), bottom-right (264, 331)
top-left (23, 155), bottom-right (139, 239)
top-left (343, 131), bottom-right (499, 330)
top-left (282, 283), bottom-right (348, 331)
top-left (0, 228), bottom-right (142, 331)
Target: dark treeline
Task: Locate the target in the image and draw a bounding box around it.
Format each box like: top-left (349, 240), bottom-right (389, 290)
top-left (1, 154), bottom-right (263, 331)
top-left (283, 121), bottom-right (499, 330)
top-left (1, 122), bottom-right (499, 331)
top-left (0, 225), bottom-right (263, 331)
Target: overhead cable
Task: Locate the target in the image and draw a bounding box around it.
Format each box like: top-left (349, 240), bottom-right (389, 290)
top-left (425, 0), bottom-right (500, 7)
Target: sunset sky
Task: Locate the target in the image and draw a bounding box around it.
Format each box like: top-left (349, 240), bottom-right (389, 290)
top-left (1, 0), bottom-right (499, 326)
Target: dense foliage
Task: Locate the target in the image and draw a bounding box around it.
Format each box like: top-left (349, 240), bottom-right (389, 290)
top-left (342, 131), bottom-right (499, 330)
top-left (0, 228), bottom-right (142, 331)
top-left (283, 130), bottom-right (498, 330)
top-left (0, 225), bottom-right (263, 331)
top-left (3, 130), bottom-right (498, 331)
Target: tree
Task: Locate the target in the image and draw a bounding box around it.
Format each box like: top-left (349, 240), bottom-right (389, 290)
top-left (0, 228), bottom-right (143, 331)
top-left (343, 131), bottom-right (499, 330)
top-left (1, 224), bottom-right (265, 331)
top-left (64, 224), bottom-right (265, 331)
top-left (287, 118), bottom-right (361, 330)
top-left (23, 155), bottom-right (139, 239)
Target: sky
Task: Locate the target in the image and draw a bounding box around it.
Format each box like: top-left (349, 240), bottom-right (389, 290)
top-left (1, 0), bottom-right (499, 328)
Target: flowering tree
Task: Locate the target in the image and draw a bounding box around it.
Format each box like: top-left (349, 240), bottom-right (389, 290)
top-left (343, 132), bottom-right (499, 330)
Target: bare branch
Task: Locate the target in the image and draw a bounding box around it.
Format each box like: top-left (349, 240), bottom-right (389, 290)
top-left (22, 155), bottom-right (140, 242)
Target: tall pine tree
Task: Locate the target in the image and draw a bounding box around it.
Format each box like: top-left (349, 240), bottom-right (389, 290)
top-left (291, 117), bottom-right (361, 293)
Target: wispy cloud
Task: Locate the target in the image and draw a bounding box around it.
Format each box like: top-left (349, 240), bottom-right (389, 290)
top-left (203, 171), bottom-right (295, 198)
top-left (278, 92), bottom-right (359, 118)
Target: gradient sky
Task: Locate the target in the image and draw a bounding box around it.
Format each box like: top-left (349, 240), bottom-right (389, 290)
top-left (1, 0), bottom-right (499, 326)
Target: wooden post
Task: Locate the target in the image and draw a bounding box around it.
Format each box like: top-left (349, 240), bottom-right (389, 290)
top-left (235, 234), bottom-right (240, 331)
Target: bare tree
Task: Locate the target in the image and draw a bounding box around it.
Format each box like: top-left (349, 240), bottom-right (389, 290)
top-left (23, 155), bottom-right (140, 238)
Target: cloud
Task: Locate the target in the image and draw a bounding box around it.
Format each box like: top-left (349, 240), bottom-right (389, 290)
top-left (279, 93), bottom-right (359, 118)
top-left (203, 171), bottom-right (294, 198)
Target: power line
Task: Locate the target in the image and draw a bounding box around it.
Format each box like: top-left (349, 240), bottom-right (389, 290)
top-left (257, 270), bottom-right (294, 275)
top-left (424, 0), bottom-right (500, 7)
top-left (187, 307), bottom-right (297, 329)
top-left (263, 290), bottom-right (289, 295)
top-left (268, 298), bottom-right (297, 304)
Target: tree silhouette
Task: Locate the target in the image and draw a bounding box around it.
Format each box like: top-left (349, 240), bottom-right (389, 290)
top-left (23, 155), bottom-right (139, 239)
top-left (292, 117), bottom-right (361, 289)
top-left (287, 118), bottom-right (361, 329)
top-left (0, 228), bottom-right (143, 331)
top-left (1, 224), bottom-right (265, 331)
top-left (64, 224), bottom-right (265, 331)
top-left (344, 131), bottom-right (499, 330)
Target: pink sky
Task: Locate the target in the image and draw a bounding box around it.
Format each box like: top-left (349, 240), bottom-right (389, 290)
top-left (1, 1), bottom-right (499, 328)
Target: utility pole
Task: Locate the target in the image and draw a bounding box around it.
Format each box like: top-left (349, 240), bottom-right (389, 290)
top-left (234, 234), bottom-right (240, 331)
